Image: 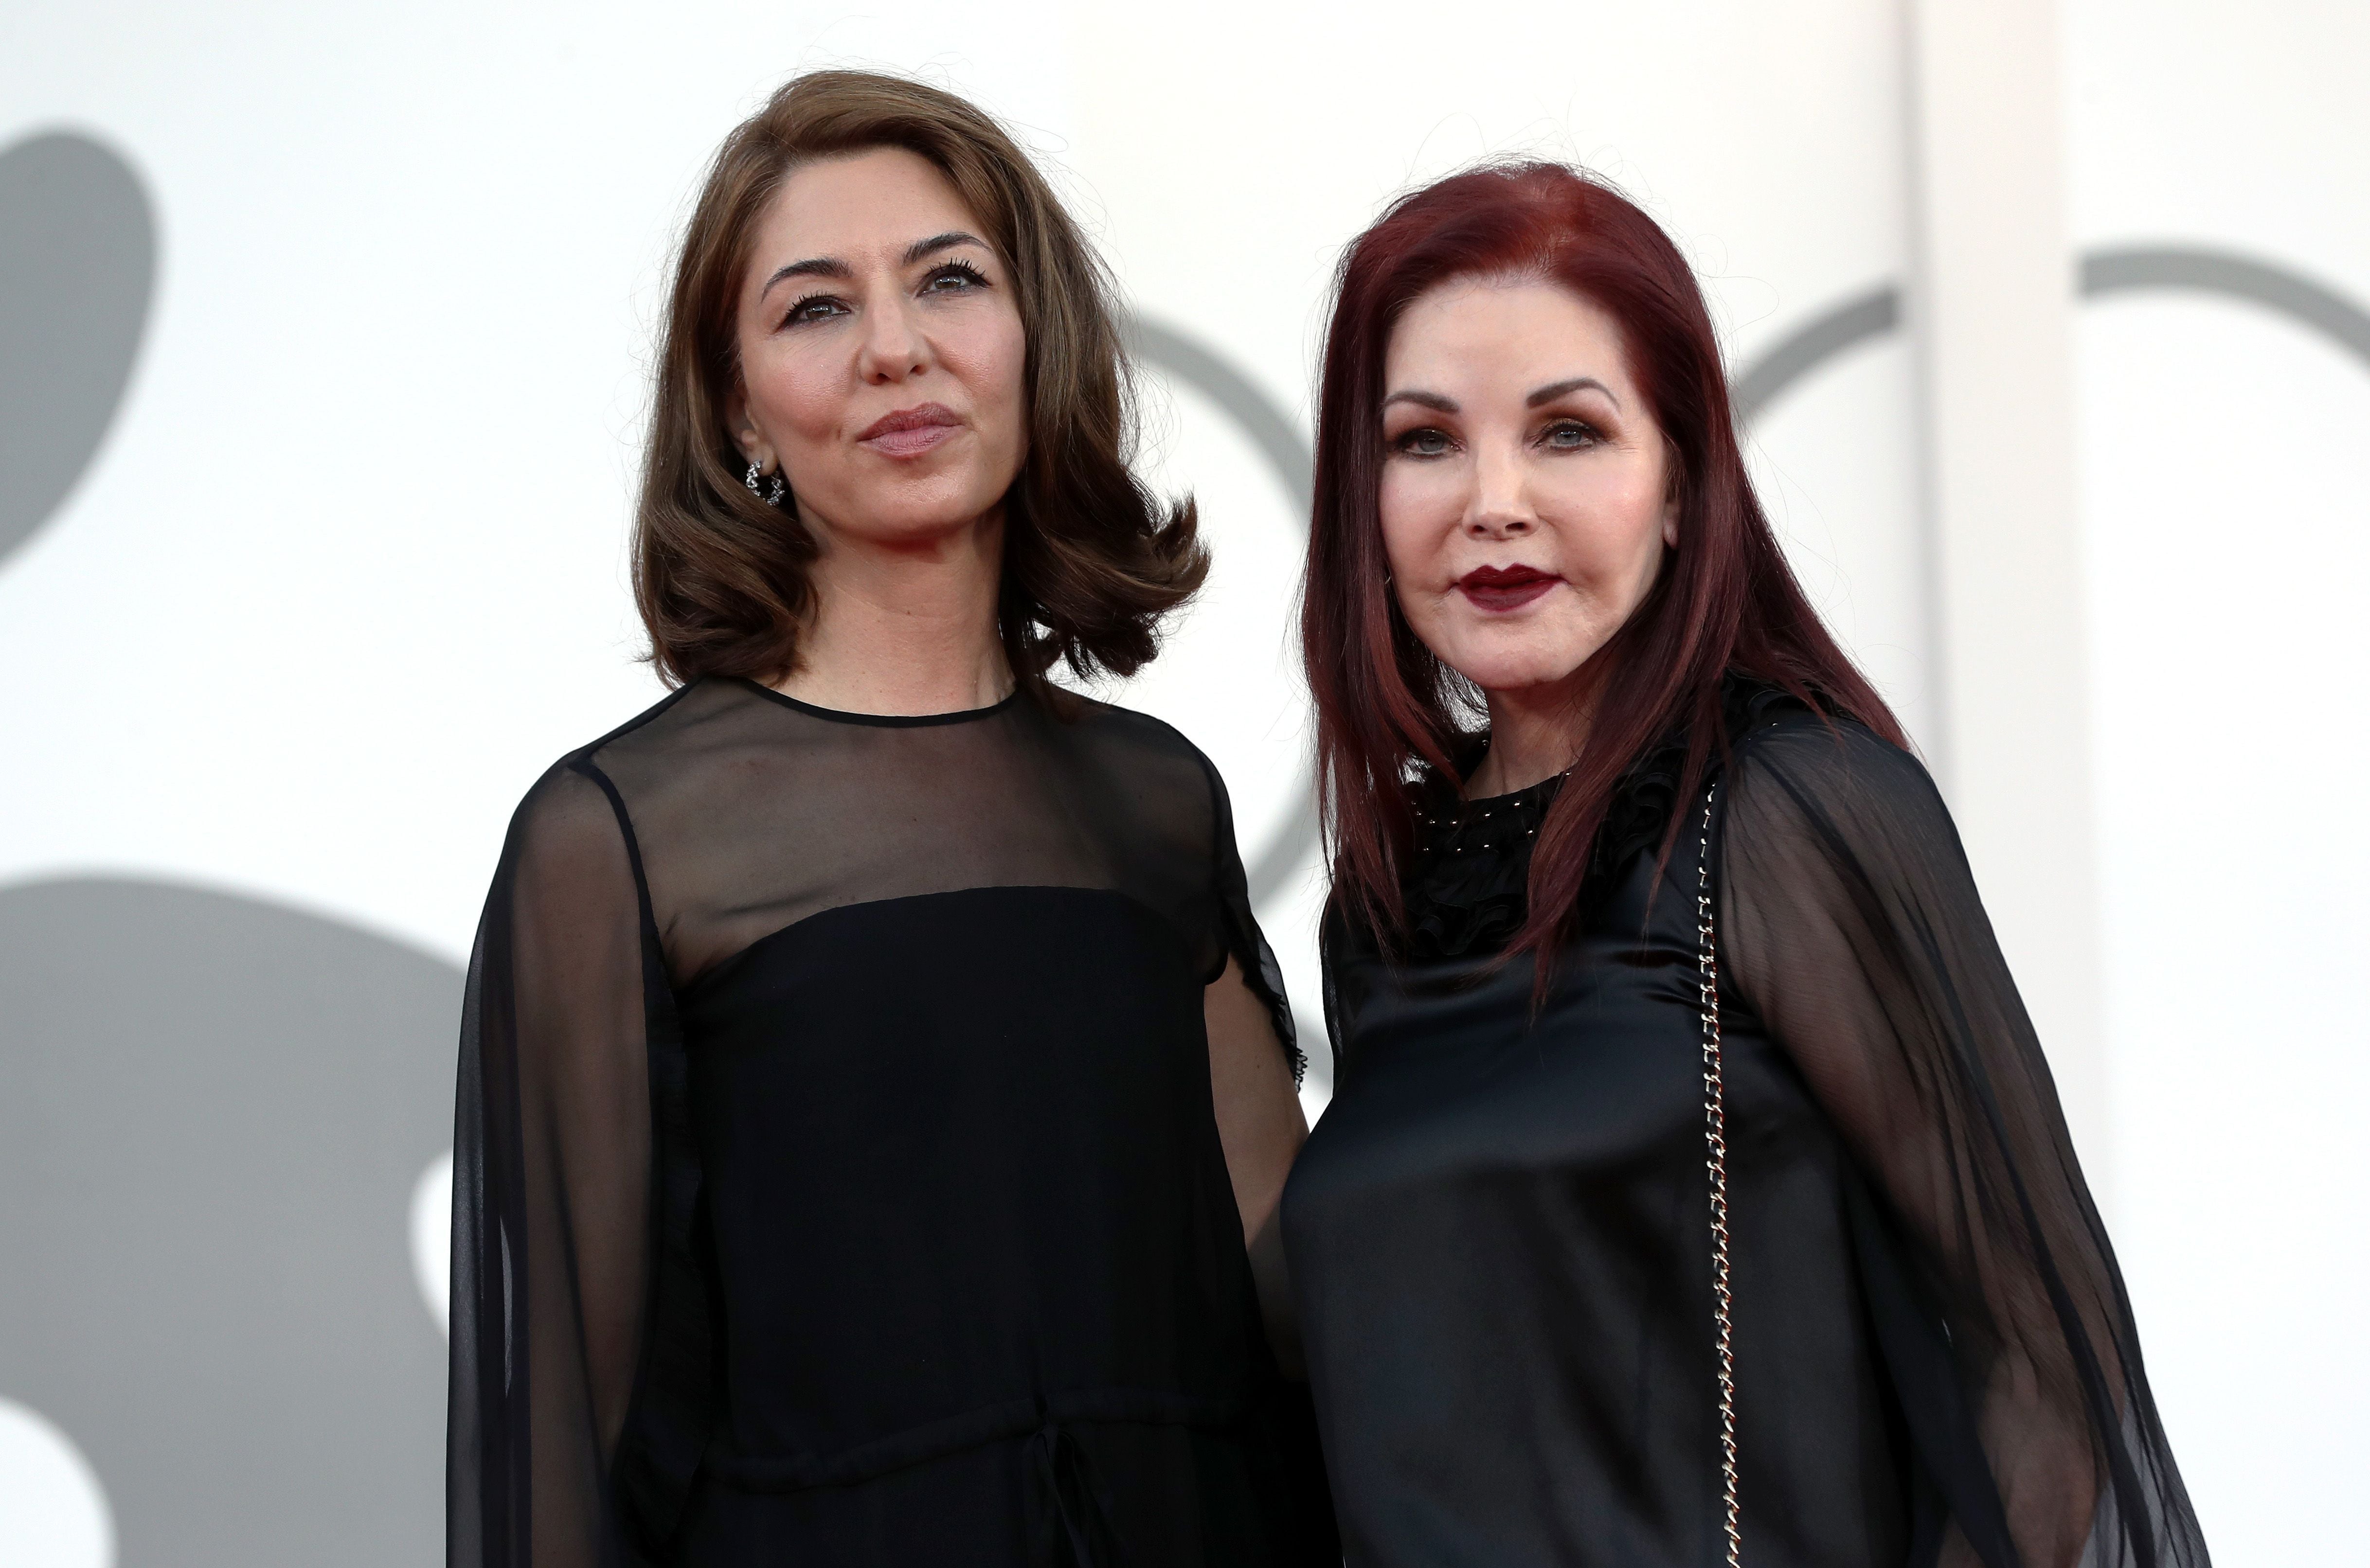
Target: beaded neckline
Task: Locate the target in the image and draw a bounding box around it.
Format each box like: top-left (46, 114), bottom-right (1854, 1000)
top-left (1401, 768), bottom-right (1570, 961)
top-left (1397, 681), bottom-right (1803, 962)
top-left (1411, 768), bottom-right (1567, 859)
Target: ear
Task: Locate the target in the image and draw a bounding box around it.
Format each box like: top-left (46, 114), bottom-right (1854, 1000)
top-left (724, 382), bottom-right (772, 471)
top-left (1661, 486), bottom-right (1681, 550)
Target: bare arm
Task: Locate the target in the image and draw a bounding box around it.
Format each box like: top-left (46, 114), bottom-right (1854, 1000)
top-left (1205, 955), bottom-right (1310, 1378)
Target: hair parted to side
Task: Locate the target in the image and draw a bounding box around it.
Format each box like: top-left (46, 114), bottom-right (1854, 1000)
top-left (1302, 160), bottom-right (1907, 968)
top-left (635, 69), bottom-right (1206, 688)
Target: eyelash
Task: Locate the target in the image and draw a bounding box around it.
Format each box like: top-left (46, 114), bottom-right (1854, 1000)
top-left (782, 292), bottom-right (844, 327)
top-left (1540, 418), bottom-right (1603, 449)
top-left (1387, 418), bottom-right (1604, 457)
top-left (780, 261), bottom-right (991, 329)
top-left (924, 259), bottom-right (989, 293)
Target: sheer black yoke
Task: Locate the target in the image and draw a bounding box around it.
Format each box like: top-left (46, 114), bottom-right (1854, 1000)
top-left (1283, 691), bottom-right (2205, 1568)
top-left (450, 677), bottom-right (1327, 1568)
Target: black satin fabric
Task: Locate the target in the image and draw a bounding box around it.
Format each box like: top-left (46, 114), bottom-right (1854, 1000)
top-left (449, 677), bottom-right (1335, 1568)
top-left (1281, 686), bottom-right (2207, 1568)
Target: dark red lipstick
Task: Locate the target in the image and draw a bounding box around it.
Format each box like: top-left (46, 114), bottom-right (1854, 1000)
top-left (1456, 563), bottom-right (1559, 612)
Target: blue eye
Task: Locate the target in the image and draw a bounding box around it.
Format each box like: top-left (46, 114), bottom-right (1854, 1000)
top-left (1542, 420), bottom-right (1601, 450)
top-left (1394, 428), bottom-right (1454, 458)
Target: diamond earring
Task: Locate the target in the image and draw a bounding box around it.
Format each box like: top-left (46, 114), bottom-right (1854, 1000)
top-left (743, 461), bottom-right (787, 507)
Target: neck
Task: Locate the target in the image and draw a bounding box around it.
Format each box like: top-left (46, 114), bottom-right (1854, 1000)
top-left (1467, 672), bottom-right (1599, 799)
top-left (772, 508), bottom-right (1013, 715)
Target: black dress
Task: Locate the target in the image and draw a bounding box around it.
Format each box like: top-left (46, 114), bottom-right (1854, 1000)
top-left (448, 676), bottom-right (1336, 1568)
top-left (1280, 687), bottom-right (2206, 1568)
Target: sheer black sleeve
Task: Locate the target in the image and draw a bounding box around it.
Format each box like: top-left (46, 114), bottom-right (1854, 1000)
top-left (449, 762), bottom-right (657, 1568)
top-left (1198, 750), bottom-right (1302, 1084)
top-left (1721, 720), bottom-right (2206, 1568)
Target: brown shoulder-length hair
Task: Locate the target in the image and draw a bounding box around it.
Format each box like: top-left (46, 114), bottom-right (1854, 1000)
top-left (635, 70), bottom-right (1204, 687)
top-left (1302, 160), bottom-right (1907, 967)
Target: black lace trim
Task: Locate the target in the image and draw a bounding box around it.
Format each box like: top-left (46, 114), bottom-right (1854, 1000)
top-left (1400, 680), bottom-right (1802, 962)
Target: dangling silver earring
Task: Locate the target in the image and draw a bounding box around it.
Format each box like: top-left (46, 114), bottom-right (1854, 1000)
top-left (744, 461), bottom-right (787, 508)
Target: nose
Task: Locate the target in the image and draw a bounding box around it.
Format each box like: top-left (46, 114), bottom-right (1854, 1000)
top-left (856, 292), bottom-right (929, 385)
top-left (1464, 439), bottom-right (1536, 539)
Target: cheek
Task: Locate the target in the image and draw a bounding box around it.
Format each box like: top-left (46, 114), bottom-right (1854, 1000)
top-left (942, 308), bottom-right (1029, 431)
top-left (744, 341), bottom-right (844, 444)
top-left (1547, 461), bottom-right (1670, 582)
top-left (1377, 465), bottom-right (1458, 580)
top-left (1378, 509), bottom-right (1456, 648)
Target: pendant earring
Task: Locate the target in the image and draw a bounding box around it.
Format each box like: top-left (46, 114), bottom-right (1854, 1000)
top-left (744, 461), bottom-right (787, 508)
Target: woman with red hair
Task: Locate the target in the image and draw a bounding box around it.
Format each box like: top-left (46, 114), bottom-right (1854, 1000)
top-left (1278, 162), bottom-right (2206, 1568)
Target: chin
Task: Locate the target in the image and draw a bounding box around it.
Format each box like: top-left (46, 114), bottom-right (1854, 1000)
top-left (1442, 643), bottom-right (1599, 698)
top-left (860, 481), bottom-right (1008, 538)
top-left (1461, 667), bottom-right (1580, 699)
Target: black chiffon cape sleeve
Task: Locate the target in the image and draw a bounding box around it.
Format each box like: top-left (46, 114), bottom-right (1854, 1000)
top-left (1720, 719), bottom-right (2207, 1568)
top-left (448, 759), bottom-right (673, 1568)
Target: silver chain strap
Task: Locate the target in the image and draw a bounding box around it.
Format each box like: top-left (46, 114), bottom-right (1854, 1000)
top-left (1695, 783), bottom-right (1742, 1568)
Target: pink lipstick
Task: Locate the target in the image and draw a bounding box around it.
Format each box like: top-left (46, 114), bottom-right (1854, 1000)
top-left (1457, 563), bottom-right (1559, 612)
top-left (857, 402), bottom-right (962, 458)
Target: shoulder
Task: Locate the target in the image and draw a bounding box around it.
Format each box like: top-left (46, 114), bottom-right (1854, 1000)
top-left (577, 677), bottom-right (757, 769)
top-left (1725, 708), bottom-right (1963, 870)
top-left (1050, 688), bottom-right (1227, 797)
top-left (499, 760), bottom-right (631, 891)
top-left (1732, 708), bottom-right (1936, 800)
top-left (505, 680), bottom-right (729, 848)
top-left (1055, 687), bottom-right (1205, 756)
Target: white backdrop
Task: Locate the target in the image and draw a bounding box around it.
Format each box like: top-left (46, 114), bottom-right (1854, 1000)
top-left (0, 1), bottom-right (2362, 1563)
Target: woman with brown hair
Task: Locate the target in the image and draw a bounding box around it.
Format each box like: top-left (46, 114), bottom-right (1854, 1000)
top-left (1280, 162), bottom-right (2206, 1568)
top-left (448, 72), bottom-right (1331, 1568)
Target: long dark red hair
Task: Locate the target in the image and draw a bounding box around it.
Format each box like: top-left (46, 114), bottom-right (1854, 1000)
top-left (1302, 160), bottom-right (1906, 963)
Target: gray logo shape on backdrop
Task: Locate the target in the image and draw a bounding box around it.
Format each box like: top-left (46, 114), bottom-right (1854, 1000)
top-left (1731, 244), bottom-right (2370, 426)
top-left (1127, 318), bottom-right (1320, 908)
top-left (0, 879), bottom-right (456, 1568)
top-left (0, 130), bottom-right (156, 567)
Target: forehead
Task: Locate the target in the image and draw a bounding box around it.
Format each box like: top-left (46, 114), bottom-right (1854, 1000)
top-left (751, 145), bottom-right (987, 263)
top-left (1385, 275), bottom-right (1631, 392)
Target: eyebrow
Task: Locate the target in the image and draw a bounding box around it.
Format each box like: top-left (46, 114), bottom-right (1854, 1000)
top-left (1526, 376), bottom-right (1619, 409)
top-left (760, 232), bottom-right (992, 299)
top-left (761, 255), bottom-right (850, 295)
top-left (903, 230), bottom-right (988, 265)
top-left (1380, 376), bottom-right (1621, 415)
